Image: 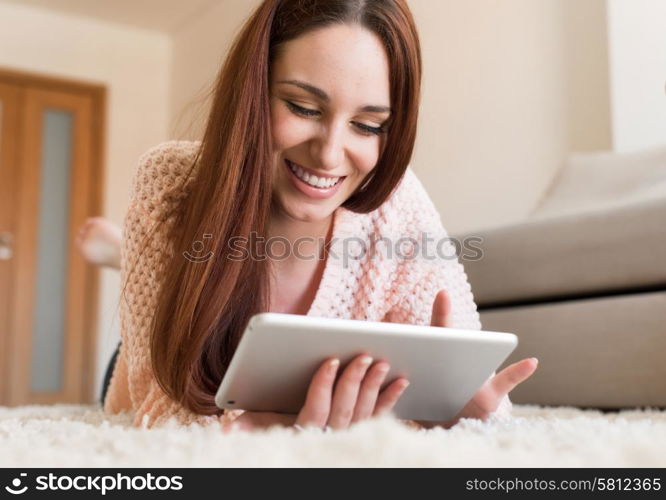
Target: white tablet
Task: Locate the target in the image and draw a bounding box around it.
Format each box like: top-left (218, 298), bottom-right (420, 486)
top-left (215, 312), bottom-right (517, 422)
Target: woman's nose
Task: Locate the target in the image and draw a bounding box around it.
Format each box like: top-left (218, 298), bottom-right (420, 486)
top-left (311, 121), bottom-right (346, 171)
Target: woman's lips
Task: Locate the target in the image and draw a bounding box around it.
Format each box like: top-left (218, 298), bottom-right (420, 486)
top-left (284, 159), bottom-right (346, 200)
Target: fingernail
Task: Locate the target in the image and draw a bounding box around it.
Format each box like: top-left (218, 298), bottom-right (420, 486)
top-left (360, 355), bottom-right (373, 367)
top-left (377, 363), bottom-right (389, 374)
top-left (530, 357), bottom-right (539, 366)
top-left (329, 358), bottom-right (339, 371)
top-left (400, 380), bottom-right (410, 390)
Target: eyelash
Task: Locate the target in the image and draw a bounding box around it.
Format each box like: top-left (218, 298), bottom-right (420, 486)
top-left (284, 100), bottom-right (386, 136)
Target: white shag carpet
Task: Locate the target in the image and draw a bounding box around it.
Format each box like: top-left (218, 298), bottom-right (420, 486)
top-left (1, 404), bottom-right (665, 467)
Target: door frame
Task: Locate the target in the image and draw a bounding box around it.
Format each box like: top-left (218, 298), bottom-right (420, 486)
top-left (0, 82), bottom-right (20, 405)
top-left (0, 67), bottom-right (106, 404)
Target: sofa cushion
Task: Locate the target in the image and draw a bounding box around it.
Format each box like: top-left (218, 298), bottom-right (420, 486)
top-left (531, 144), bottom-right (666, 220)
top-left (457, 197), bottom-right (666, 306)
top-left (481, 291), bottom-right (666, 407)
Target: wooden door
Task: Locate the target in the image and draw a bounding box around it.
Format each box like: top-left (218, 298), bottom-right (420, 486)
top-left (0, 70), bottom-right (105, 406)
top-left (0, 82), bottom-right (20, 405)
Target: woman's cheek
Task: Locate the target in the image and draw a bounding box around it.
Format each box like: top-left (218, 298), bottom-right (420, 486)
top-left (272, 111), bottom-right (308, 150)
top-left (356, 142), bottom-right (381, 176)
top-left (270, 104), bottom-right (290, 148)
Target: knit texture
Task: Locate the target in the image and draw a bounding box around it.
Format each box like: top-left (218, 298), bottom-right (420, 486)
top-left (103, 141), bottom-right (512, 428)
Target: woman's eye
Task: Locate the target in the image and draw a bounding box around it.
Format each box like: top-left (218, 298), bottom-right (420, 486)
top-left (285, 100), bottom-right (385, 136)
top-left (353, 122), bottom-right (384, 136)
top-left (285, 100), bottom-right (319, 117)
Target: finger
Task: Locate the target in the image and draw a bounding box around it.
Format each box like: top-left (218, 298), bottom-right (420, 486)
top-left (351, 361), bottom-right (390, 422)
top-left (248, 412), bottom-right (296, 429)
top-left (373, 377), bottom-right (410, 417)
top-left (457, 361), bottom-right (537, 420)
top-left (469, 359), bottom-right (538, 416)
top-left (295, 358), bottom-right (339, 428)
top-left (328, 354), bottom-right (373, 429)
top-left (430, 289), bottom-right (453, 328)
top-left (490, 358), bottom-right (538, 396)
top-left (226, 411), bottom-right (296, 433)
top-left (220, 418), bottom-right (235, 434)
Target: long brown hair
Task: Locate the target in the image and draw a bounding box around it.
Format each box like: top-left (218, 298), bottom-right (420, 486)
top-left (147, 0), bottom-right (423, 414)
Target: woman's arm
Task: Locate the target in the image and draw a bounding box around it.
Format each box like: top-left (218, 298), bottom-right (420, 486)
top-left (105, 141), bottom-right (237, 430)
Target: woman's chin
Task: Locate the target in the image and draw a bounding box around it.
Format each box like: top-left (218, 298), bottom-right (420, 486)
top-left (287, 206), bottom-right (334, 223)
top-left (277, 198), bottom-right (336, 223)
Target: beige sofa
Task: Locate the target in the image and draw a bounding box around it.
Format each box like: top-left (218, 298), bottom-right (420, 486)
top-left (454, 145), bottom-right (666, 408)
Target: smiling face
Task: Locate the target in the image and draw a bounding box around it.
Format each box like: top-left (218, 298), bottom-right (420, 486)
top-left (269, 23), bottom-right (392, 223)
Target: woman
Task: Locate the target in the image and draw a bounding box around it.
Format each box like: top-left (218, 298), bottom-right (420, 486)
top-left (103, 0), bottom-right (537, 431)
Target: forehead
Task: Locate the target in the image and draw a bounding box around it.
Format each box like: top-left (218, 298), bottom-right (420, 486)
top-left (271, 23), bottom-right (391, 105)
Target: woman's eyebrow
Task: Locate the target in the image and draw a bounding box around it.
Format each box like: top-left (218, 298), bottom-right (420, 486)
top-left (277, 79), bottom-right (391, 114)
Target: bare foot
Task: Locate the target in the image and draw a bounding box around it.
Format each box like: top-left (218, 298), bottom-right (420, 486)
top-left (75, 217), bottom-right (122, 269)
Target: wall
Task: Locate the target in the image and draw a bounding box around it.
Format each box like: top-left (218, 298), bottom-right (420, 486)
top-left (607, 0), bottom-right (666, 152)
top-left (0, 2), bottom-right (171, 400)
top-left (561, 0), bottom-right (612, 153)
top-left (169, 0), bottom-right (612, 234)
top-left (410, 0), bottom-right (568, 233)
top-left (404, 0), bottom-right (610, 232)
top-left (170, 0), bottom-right (256, 141)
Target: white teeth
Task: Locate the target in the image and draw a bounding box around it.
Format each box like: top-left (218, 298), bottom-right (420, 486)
top-left (287, 160), bottom-right (341, 188)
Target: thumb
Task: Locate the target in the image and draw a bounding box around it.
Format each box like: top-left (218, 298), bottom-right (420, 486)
top-left (430, 289), bottom-right (452, 327)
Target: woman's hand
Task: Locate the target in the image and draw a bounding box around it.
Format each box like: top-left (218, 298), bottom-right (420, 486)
top-left (225, 354), bottom-right (410, 432)
top-left (415, 289), bottom-right (539, 429)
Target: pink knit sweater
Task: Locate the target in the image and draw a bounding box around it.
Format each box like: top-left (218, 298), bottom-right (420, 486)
top-left (103, 141), bottom-right (512, 428)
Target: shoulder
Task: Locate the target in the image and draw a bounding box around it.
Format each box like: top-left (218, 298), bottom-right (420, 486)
top-left (375, 166), bottom-right (447, 237)
top-left (388, 167), bottom-right (433, 208)
top-left (130, 140), bottom-right (202, 208)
